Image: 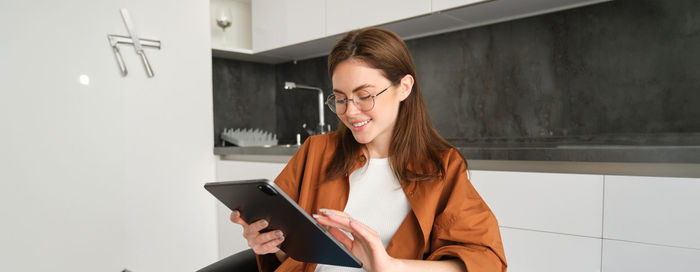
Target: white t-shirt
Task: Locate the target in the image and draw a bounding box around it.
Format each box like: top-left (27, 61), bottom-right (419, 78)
top-left (315, 158), bottom-right (411, 272)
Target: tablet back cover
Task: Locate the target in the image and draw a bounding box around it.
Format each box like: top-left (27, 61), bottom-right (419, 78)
top-left (205, 179), bottom-right (362, 268)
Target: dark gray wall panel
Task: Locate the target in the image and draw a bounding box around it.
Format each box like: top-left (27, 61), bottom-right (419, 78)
top-left (212, 58), bottom-right (276, 145)
top-left (213, 0), bottom-right (700, 152)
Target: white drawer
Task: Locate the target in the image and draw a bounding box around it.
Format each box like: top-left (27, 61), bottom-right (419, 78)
top-left (603, 175), bottom-right (700, 249)
top-left (215, 160), bottom-right (286, 182)
top-left (471, 170), bottom-right (604, 237)
top-left (602, 239), bottom-right (700, 272)
top-left (501, 227), bottom-right (602, 272)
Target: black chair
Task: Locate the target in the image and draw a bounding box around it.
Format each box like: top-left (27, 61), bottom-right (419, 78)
top-left (197, 248), bottom-right (258, 272)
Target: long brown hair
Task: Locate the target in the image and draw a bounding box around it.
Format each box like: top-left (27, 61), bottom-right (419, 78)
top-left (325, 27), bottom-right (466, 183)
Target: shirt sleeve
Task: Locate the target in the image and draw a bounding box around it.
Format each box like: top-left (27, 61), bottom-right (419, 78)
top-left (426, 149), bottom-right (508, 272)
top-left (255, 137), bottom-right (313, 272)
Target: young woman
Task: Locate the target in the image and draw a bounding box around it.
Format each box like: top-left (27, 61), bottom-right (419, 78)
top-left (230, 27), bottom-right (507, 272)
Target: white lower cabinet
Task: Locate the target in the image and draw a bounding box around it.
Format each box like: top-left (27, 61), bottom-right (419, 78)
top-left (501, 227), bottom-right (602, 272)
top-left (211, 165), bottom-right (700, 272)
top-left (602, 239), bottom-right (700, 272)
top-left (470, 170), bottom-right (604, 237)
top-left (469, 170), bottom-right (605, 271)
top-left (215, 160), bottom-right (286, 258)
top-left (603, 175), bottom-right (700, 250)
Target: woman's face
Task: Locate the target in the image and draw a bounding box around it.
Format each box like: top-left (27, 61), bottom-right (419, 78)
top-left (331, 59), bottom-right (411, 147)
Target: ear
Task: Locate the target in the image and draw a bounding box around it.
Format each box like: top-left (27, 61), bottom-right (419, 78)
top-left (397, 74), bottom-right (414, 102)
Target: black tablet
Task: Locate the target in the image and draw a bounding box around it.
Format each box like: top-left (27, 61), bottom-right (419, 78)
top-left (204, 179), bottom-right (362, 268)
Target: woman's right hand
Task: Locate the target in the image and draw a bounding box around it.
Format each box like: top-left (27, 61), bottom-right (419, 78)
top-left (230, 210), bottom-right (287, 260)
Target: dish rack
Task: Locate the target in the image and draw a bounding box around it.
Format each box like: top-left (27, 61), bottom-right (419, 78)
top-left (221, 128), bottom-right (278, 147)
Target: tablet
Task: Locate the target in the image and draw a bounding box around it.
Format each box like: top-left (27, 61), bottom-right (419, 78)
top-left (204, 179), bottom-right (362, 268)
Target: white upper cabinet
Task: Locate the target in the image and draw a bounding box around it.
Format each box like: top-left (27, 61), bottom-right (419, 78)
top-left (211, 0), bottom-right (252, 52)
top-left (326, 0), bottom-right (430, 36)
top-left (431, 0), bottom-right (491, 12)
top-left (252, 0), bottom-right (325, 52)
top-left (441, 0), bottom-right (610, 26)
top-left (216, 0), bottom-right (610, 63)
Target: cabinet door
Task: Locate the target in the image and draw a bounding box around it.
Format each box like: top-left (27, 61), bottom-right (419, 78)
top-left (470, 170), bottom-right (604, 237)
top-left (603, 175), bottom-right (700, 249)
top-left (252, 0), bottom-right (325, 52)
top-left (431, 0), bottom-right (490, 12)
top-left (326, 0), bottom-right (430, 36)
top-left (211, 0), bottom-right (252, 50)
top-left (441, 0), bottom-right (607, 26)
top-left (602, 240), bottom-right (700, 272)
top-left (501, 228), bottom-right (602, 272)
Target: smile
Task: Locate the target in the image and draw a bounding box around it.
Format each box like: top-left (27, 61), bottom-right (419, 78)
top-left (352, 119), bottom-right (371, 127)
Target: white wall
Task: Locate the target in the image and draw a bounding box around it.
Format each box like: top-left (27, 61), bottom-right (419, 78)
top-left (0, 0), bottom-right (218, 271)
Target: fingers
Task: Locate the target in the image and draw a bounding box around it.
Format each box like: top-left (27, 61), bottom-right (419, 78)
top-left (320, 209), bottom-right (351, 221)
top-left (328, 226), bottom-right (354, 249)
top-left (251, 230), bottom-right (284, 248)
top-left (315, 209), bottom-right (383, 249)
top-left (244, 219), bottom-right (270, 239)
top-left (243, 219), bottom-right (284, 254)
top-left (230, 211), bottom-right (285, 254)
top-left (230, 211), bottom-right (272, 234)
top-left (244, 219), bottom-right (285, 255)
top-left (229, 210), bottom-right (248, 227)
top-left (314, 214), bottom-right (347, 231)
top-left (314, 209), bottom-right (353, 232)
top-left (350, 220), bottom-right (384, 247)
top-left (251, 230), bottom-right (285, 254)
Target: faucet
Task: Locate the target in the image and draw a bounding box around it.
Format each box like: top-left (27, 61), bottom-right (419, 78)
top-left (284, 81), bottom-right (330, 135)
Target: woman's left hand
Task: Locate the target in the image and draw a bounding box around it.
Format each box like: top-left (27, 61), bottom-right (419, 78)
top-left (313, 208), bottom-right (399, 272)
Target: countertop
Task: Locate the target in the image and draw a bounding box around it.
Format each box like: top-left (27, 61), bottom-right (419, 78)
top-left (214, 143), bottom-right (700, 178)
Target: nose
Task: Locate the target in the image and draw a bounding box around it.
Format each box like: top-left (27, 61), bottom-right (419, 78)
top-left (343, 99), bottom-right (362, 116)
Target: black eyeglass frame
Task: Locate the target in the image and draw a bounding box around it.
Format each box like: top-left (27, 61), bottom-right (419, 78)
top-left (324, 85), bottom-right (391, 115)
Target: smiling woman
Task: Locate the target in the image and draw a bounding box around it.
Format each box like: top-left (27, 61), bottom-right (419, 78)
top-left (328, 59), bottom-right (407, 154)
top-left (229, 27), bottom-right (507, 272)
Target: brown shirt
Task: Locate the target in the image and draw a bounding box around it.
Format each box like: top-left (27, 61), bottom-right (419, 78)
top-left (257, 132), bottom-right (507, 272)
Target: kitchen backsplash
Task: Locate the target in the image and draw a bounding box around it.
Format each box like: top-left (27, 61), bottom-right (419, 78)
top-left (213, 0), bottom-right (700, 146)
top-left (213, 59), bottom-right (276, 145)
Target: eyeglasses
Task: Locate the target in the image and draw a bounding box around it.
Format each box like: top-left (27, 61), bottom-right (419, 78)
top-left (325, 86), bottom-right (390, 114)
